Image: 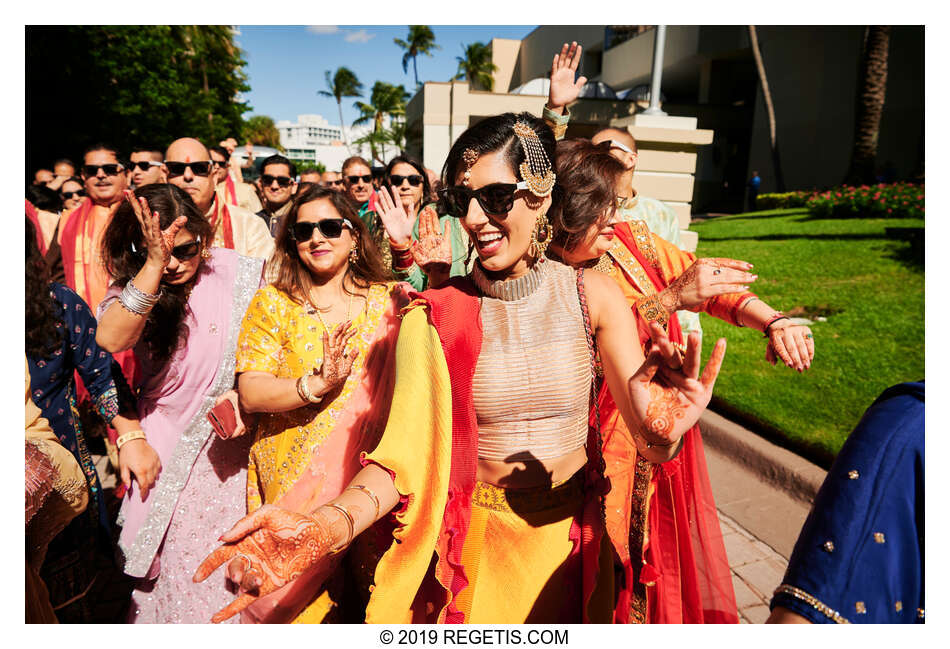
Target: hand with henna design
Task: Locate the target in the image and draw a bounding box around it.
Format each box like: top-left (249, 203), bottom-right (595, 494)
top-left (375, 185), bottom-right (416, 248)
top-left (658, 257), bottom-right (757, 314)
top-left (410, 205), bottom-right (452, 285)
top-left (629, 323), bottom-right (727, 450)
top-left (306, 321), bottom-right (358, 399)
top-left (765, 321), bottom-right (815, 372)
top-left (125, 189), bottom-right (188, 270)
top-left (193, 504), bottom-right (341, 623)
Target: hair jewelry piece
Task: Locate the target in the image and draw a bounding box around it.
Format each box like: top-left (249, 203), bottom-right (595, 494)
top-left (512, 121), bottom-right (556, 197)
top-left (462, 148), bottom-right (479, 186)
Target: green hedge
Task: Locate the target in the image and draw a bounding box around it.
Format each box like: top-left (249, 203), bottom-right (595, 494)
top-left (755, 191), bottom-right (815, 210)
top-left (806, 182), bottom-right (924, 219)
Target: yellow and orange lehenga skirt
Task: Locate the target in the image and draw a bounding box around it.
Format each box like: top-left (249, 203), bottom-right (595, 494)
top-left (454, 472), bottom-right (615, 623)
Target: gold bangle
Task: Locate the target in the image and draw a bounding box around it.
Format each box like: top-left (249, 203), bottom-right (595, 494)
top-left (116, 430), bottom-right (146, 450)
top-left (345, 484), bottom-right (380, 520)
top-left (325, 503), bottom-right (355, 554)
top-left (298, 373), bottom-right (323, 404)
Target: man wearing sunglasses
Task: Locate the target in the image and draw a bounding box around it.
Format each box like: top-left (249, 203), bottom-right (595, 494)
top-left (322, 170), bottom-right (345, 193)
top-left (254, 154), bottom-right (298, 237)
top-left (54, 142), bottom-right (129, 316)
top-left (165, 137), bottom-right (273, 260)
top-left (128, 146), bottom-right (167, 188)
top-left (591, 126), bottom-right (701, 338)
top-left (342, 156), bottom-right (376, 214)
top-left (211, 145), bottom-right (263, 214)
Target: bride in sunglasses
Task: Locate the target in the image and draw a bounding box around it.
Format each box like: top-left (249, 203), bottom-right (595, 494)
top-left (195, 113), bottom-right (729, 624)
top-left (226, 184), bottom-right (411, 623)
top-left (96, 184), bottom-right (265, 623)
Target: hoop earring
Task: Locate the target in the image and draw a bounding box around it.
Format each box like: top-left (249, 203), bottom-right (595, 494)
top-left (349, 244), bottom-right (359, 264)
top-left (529, 212), bottom-right (551, 259)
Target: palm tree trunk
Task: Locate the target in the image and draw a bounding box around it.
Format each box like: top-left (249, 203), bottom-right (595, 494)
top-left (337, 98), bottom-right (348, 147)
top-left (413, 55), bottom-right (419, 88)
top-left (748, 25), bottom-right (785, 192)
top-left (845, 26), bottom-right (891, 185)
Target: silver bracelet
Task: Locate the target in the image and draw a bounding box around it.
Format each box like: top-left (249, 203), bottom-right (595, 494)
top-left (298, 373), bottom-right (323, 404)
top-left (118, 279), bottom-right (162, 315)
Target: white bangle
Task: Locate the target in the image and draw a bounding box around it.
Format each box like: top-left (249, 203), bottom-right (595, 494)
top-left (297, 374), bottom-right (323, 404)
top-left (117, 430), bottom-right (147, 449)
top-left (118, 279), bottom-right (162, 315)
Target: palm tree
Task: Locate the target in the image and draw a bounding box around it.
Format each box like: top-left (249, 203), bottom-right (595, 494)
top-left (353, 129), bottom-right (392, 165)
top-left (242, 115), bottom-right (283, 150)
top-left (385, 118), bottom-right (407, 154)
top-left (394, 25), bottom-right (440, 88)
top-left (748, 26), bottom-right (785, 192)
top-left (845, 26), bottom-right (891, 186)
top-left (453, 41), bottom-right (498, 91)
top-left (318, 67), bottom-right (363, 147)
top-left (353, 81), bottom-right (411, 135)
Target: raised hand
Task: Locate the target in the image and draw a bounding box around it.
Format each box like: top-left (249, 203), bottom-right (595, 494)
top-left (375, 185), bottom-right (416, 247)
top-left (629, 323), bottom-right (726, 447)
top-left (765, 322), bottom-right (814, 372)
top-left (192, 504), bottom-right (339, 623)
top-left (309, 320), bottom-right (358, 398)
top-left (548, 41), bottom-right (588, 111)
top-left (658, 258), bottom-right (757, 313)
top-left (125, 189), bottom-right (187, 269)
top-left (411, 205), bottom-right (452, 276)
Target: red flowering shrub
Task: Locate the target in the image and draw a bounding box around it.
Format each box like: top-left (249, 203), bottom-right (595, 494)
top-left (805, 182), bottom-right (924, 219)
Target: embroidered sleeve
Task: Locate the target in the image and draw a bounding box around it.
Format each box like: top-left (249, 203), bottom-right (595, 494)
top-left (235, 287), bottom-right (286, 375)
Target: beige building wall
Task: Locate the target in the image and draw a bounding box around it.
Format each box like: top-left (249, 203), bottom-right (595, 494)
top-left (490, 38), bottom-right (521, 93)
top-left (510, 25), bottom-right (606, 90)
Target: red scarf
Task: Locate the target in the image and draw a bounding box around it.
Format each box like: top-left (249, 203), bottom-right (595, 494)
top-left (225, 173), bottom-right (238, 206)
top-left (25, 199), bottom-right (46, 255)
top-left (603, 222), bottom-right (738, 624)
top-left (208, 195), bottom-right (235, 250)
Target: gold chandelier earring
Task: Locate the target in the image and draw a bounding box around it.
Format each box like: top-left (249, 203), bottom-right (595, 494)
top-left (529, 212), bottom-right (551, 259)
top-left (349, 243), bottom-right (359, 264)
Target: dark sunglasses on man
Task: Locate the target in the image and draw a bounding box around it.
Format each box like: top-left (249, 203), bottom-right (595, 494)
top-left (82, 164), bottom-right (125, 177)
top-left (129, 160), bottom-right (164, 172)
top-left (389, 174), bottom-right (424, 187)
top-left (210, 160), bottom-right (228, 169)
top-left (261, 174), bottom-right (294, 188)
top-left (164, 161), bottom-right (213, 178)
top-left (438, 181), bottom-right (529, 217)
top-left (290, 218), bottom-right (353, 241)
top-left (131, 236), bottom-right (203, 262)
top-left (345, 174), bottom-right (373, 185)
top-left (327, 179), bottom-right (345, 187)
top-left (61, 189), bottom-right (87, 200)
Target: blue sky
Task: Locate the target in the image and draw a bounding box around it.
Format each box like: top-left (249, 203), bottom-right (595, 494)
top-left (236, 25), bottom-right (536, 128)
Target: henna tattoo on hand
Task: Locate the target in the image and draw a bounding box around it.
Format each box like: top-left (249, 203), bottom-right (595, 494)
top-left (638, 382), bottom-right (688, 445)
top-left (193, 507), bottom-right (338, 623)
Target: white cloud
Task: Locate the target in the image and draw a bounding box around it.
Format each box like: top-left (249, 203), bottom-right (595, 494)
top-left (307, 25), bottom-right (340, 35)
top-left (344, 29), bottom-right (375, 44)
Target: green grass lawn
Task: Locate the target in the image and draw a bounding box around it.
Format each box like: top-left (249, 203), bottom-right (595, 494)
top-left (691, 208), bottom-right (924, 465)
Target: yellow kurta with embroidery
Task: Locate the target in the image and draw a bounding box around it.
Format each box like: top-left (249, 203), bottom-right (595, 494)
top-left (234, 281), bottom-right (395, 623)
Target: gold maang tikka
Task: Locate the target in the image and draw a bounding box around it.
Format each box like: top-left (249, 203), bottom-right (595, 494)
top-left (462, 148), bottom-right (479, 186)
top-left (512, 121), bottom-right (556, 197)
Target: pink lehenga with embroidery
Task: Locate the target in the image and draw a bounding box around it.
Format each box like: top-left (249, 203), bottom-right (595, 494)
top-left (99, 248), bottom-right (265, 624)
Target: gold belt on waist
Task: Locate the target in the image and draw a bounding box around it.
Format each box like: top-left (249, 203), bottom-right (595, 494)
top-left (471, 471), bottom-right (584, 514)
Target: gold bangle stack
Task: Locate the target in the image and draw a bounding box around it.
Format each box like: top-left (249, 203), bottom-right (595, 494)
top-left (345, 484), bottom-right (381, 520)
top-left (326, 503), bottom-right (355, 554)
top-left (116, 430), bottom-right (147, 450)
top-left (296, 374), bottom-right (322, 404)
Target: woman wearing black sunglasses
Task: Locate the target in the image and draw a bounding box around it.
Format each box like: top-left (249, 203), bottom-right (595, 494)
top-left (206, 185), bottom-right (410, 623)
top-left (197, 108), bottom-right (729, 624)
top-left (376, 155), bottom-right (470, 291)
top-left (96, 183), bottom-right (266, 623)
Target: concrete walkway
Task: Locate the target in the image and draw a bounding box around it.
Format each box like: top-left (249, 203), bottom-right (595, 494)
top-left (703, 409), bottom-right (828, 624)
